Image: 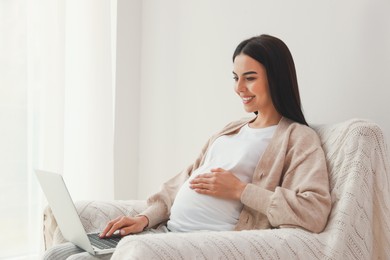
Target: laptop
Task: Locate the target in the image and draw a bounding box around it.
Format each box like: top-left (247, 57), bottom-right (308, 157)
top-left (35, 170), bottom-right (122, 255)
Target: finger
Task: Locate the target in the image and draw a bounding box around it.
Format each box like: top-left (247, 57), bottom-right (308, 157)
top-left (190, 178), bottom-right (212, 185)
top-left (190, 174), bottom-right (215, 183)
top-left (195, 173), bottom-right (213, 179)
top-left (210, 168), bottom-right (224, 172)
top-left (100, 216), bottom-right (121, 237)
top-left (190, 183), bottom-right (206, 189)
top-left (193, 188), bottom-right (216, 196)
top-left (106, 217), bottom-right (131, 237)
top-left (191, 183), bottom-right (215, 191)
top-left (106, 222), bottom-right (124, 237)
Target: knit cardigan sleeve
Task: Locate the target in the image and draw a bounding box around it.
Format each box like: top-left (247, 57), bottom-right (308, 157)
top-left (240, 125), bottom-right (332, 233)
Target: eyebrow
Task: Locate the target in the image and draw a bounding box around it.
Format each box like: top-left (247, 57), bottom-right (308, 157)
top-left (232, 71), bottom-right (258, 76)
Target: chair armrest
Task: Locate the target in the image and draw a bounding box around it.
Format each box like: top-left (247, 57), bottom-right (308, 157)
top-left (43, 200), bottom-right (147, 249)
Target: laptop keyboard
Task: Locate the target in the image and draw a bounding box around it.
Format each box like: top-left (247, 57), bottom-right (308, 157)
top-left (87, 233), bottom-right (122, 249)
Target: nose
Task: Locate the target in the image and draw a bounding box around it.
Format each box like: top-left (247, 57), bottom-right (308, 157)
top-left (235, 79), bottom-right (247, 93)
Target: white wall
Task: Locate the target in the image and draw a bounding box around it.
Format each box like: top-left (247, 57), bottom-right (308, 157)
top-left (134, 0), bottom-right (390, 199)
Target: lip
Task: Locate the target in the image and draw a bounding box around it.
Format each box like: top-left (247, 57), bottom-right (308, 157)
top-left (241, 96), bottom-right (255, 104)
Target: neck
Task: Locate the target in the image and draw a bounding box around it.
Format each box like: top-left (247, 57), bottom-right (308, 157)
top-left (249, 110), bottom-right (282, 128)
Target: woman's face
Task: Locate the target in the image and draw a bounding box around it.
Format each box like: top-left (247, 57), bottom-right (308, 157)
top-left (233, 54), bottom-right (274, 114)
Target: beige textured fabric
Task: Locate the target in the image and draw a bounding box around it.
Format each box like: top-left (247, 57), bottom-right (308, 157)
top-left (45, 119), bottom-right (390, 259)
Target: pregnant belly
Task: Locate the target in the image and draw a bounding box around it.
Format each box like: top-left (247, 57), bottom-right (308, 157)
top-left (168, 179), bottom-right (243, 232)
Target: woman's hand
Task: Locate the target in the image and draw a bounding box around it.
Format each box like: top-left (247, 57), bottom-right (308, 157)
top-left (99, 215), bottom-right (149, 238)
top-left (189, 168), bottom-right (247, 200)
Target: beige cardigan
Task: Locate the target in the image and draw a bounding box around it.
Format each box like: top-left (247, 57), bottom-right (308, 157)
top-left (140, 117), bottom-right (332, 233)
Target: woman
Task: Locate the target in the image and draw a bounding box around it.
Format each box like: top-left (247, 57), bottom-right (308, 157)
top-left (44, 34), bottom-right (331, 259)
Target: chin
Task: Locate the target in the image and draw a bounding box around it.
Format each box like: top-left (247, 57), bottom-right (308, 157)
top-left (244, 108), bottom-right (256, 114)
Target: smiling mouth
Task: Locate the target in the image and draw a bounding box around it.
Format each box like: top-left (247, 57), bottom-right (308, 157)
top-left (242, 96), bottom-right (255, 104)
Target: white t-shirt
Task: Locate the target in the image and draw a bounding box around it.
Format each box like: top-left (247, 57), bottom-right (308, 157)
top-left (167, 123), bottom-right (277, 232)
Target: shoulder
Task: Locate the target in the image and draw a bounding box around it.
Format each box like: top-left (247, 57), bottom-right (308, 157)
top-left (279, 117), bottom-right (322, 147)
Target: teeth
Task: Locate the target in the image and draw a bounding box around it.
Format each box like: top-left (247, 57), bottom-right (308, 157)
top-left (242, 96), bottom-right (254, 101)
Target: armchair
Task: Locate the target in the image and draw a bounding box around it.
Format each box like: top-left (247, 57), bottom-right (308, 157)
top-left (43, 119), bottom-right (390, 259)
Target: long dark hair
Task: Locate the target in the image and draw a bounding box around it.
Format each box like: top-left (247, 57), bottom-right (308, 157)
top-left (233, 34), bottom-right (308, 126)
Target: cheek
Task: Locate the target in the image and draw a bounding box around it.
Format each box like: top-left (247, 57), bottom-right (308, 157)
top-left (247, 83), bottom-right (258, 94)
top-left (252, 83), bottom-right (267, 96)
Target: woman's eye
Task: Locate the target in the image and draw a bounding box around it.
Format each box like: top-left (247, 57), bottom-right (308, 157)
top-left (246, 77), bottom-right (256, 81)
top-left (233, 76), bottom-right (238, 81)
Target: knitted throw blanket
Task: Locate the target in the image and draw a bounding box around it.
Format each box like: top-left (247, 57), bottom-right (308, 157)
top-left (45, 119), bottom-right (390, 259)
